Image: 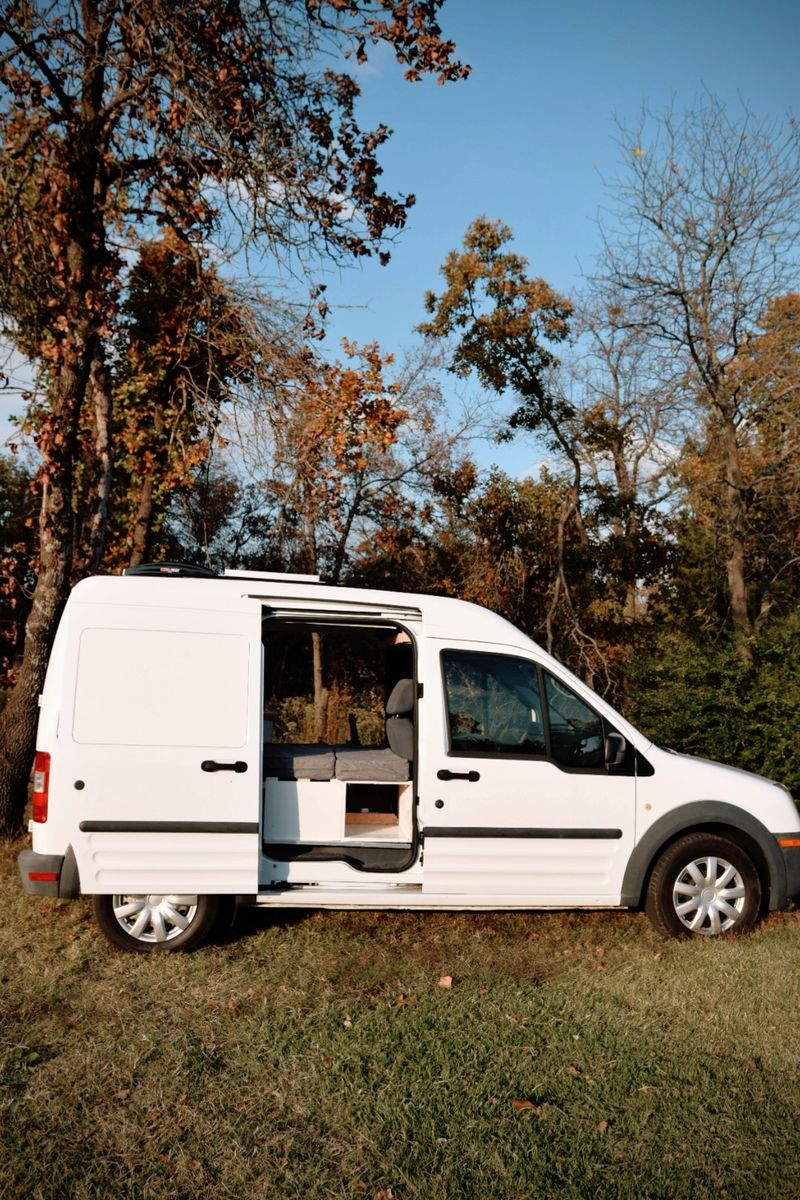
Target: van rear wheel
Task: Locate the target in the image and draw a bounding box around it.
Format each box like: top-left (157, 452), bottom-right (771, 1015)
top-left (645, 832), bottom-right (762, 938)
top-left (94, 893), bottom-right (221, 952)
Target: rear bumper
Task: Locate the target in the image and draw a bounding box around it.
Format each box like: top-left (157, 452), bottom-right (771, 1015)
top-left (18, 847), bottom-right (79, 898)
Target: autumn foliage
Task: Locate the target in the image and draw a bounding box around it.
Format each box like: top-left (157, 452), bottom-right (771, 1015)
top-left (0, 0), bottom-right (469, 832)
top-left (2, 27), bottom-right (800, 835)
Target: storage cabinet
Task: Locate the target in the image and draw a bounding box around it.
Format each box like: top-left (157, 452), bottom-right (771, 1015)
top-left (264, 778), bottom-right (413, 846)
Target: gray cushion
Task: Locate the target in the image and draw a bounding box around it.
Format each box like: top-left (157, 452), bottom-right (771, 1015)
top-left (385, 677), bottom-right (414, 762)
top-left (386, 678), bottom-right (414, 715)
top-left (386, 717), bottom-right (413, 762)
top-left (263, 743), bottom-right (335, 781)
top-left (334, 746), bottom-right (410, 782)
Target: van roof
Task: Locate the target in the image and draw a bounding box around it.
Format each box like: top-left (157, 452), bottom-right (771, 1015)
top-left (66, 571), bottom-right (648, 745)
top-left (69, 571), bottom-right (534, 650)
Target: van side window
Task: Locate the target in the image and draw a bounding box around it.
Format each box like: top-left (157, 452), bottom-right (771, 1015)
top-left (442, 651), bottom-right (546, 756)
top-left (543, 671), bottom-right (604, 769)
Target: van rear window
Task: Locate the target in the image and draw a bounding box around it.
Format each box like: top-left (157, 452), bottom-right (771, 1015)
top-left (72, 627), bottom-right (249, 747)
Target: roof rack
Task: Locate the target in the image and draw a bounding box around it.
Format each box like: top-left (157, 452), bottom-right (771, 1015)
top-left (122, 562), bottom-right (218, 579)
top-left (222, 569), bottom-right (321, 583)
top-left (120, 563), bottom-right (323, 583)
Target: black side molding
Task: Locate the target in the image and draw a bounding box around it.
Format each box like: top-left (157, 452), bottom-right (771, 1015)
top-left (423, 827), bottom-right (623, 840)
top-left (79, 820), bottom-right (258, 834)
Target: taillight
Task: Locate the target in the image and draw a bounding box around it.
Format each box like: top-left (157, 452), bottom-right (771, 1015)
top-left (32, 751), bottom-right (50, 823)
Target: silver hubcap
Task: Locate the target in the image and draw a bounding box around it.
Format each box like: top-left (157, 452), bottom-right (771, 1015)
top-left (672, 856), bottom-right (746, 935)
top-left (111, 894), bottom-right (199, 943)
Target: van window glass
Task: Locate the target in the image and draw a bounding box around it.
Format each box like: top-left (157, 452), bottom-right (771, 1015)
top-left (543, 672), bottom-right (604, 769)
top-left (442, 651), bottom-right (545, 756)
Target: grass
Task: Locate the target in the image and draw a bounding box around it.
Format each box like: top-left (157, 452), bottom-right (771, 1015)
top-left (3, 835), bottom-right (800, 1199)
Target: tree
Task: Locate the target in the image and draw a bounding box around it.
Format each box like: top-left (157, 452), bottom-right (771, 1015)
top-left (419, 218), bottom-right (584, 581)
top-left (239, 339), bottom-right (457, 735)
top-left (269, 345), bottom-right (439, 577)
top-left (730, 292), bottom-right (800, 621)
top-left (163, 463), bottom-right (276, 573)
top-left (0, 0), bottom-right (468, 833)
top-left (421, 218), bottom-right (662, 685)
top-left (599, 99), bottom-right (800, 666)
top-left (563, 293), bottom-right (679, 628)
top-left (103, 236), bottom-right (306, 572)
top-left (420, 217), bottom-right (574, 461)
top-left (0, 454), bottom-right (37, 690)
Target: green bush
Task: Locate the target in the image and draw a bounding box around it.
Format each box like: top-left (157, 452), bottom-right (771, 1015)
top-left (625, 613), bottom-right (800, 796)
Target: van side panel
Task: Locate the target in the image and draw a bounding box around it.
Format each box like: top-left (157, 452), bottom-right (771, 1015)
top-left (72, 627), bottom-right (250, 748)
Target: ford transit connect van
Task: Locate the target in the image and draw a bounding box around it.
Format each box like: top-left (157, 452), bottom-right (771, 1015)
top-left (17, 565), bottom-right (800, 951)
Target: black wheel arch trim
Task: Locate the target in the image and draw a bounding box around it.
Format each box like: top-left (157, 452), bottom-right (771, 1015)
top-left (621, 802), bottom-right (786, 910)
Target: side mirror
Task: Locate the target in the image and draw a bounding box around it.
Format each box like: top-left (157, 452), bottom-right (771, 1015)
top-left (604, 732), bottom-right (626, 767)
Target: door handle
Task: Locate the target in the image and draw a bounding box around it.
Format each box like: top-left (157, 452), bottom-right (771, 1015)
top-left (437, 769), bottom-right (480, 782)
top-left (201, 760), bottom-right (248, 773)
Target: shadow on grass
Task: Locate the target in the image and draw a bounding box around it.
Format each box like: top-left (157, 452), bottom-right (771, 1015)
top-left (218, 898), bottom-right (649, 956)
top-left (213, 901), bottom-right (311, 946)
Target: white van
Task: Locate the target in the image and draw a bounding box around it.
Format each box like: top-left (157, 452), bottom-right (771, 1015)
top-left (17, 564), bottom-right (800, 951)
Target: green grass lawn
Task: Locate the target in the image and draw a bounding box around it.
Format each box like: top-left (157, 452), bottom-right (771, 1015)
top-left (3, 835), bottom-right (800, 1200)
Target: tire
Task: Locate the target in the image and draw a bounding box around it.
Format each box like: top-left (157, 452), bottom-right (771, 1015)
top-left (94, 893), bottom-right (222, 953)
top-left (645, 832), bottom-right (762, 938)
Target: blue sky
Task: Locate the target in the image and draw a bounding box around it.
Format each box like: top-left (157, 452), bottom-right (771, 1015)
top-left (2, 0), bottom-right (799, 463)
top-left (314, 0), bottom-right (800, 473)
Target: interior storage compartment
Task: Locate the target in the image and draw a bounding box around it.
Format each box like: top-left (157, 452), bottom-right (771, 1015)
top-left (344, 782), bottom-right (412, 841)
top-left (345, 783), bottom-right (399, 825)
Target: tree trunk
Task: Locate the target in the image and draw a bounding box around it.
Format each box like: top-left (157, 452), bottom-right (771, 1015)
top-left (129, 474), bottom-right (155, 568)
top-left (84, 340), bottom-right (113, 573)
top-left (0, 1), bottom-right (112, 832)
top-left (0, 349), bottom-right (88, 834)
top-left (718, 404), bottom-right (756, 668)
top-left (311, 631), bottom-right (328, 741)
top-left (0, 569), bottom-right (69, 836)
top-left (129, 407), bottom-right (166, 567)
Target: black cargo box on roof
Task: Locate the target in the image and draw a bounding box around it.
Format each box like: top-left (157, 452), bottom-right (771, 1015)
top-left (121, 562), bottom-right (218, 579)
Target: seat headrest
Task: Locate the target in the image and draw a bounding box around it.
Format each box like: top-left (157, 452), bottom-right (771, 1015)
top-left (386, 677), bottom-right (414, 715)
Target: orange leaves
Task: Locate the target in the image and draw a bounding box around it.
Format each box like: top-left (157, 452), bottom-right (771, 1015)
top-left (420, 217), bottom-right (572, 404)
top-left (282, 339), bottom-right (409, 522)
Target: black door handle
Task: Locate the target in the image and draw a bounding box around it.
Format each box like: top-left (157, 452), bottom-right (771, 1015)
top-left (437, 769), bottom-right (480, 782)
top-left (201, 760), bottom-right (248, 773)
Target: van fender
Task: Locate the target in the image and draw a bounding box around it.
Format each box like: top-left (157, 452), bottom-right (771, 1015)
top-left (621, 802), bottom-right (786, 910)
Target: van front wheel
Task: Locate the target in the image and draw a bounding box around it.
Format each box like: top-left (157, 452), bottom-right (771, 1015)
top-left (94, 893), bottom-right (221, 952)
top-left (645, 833), bottom-right (762, 938)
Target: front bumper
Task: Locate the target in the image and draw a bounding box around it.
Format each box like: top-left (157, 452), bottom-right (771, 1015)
top-left (18, 847), bottom-right (79, 898)
top-left (778, 837), bottom-right (800, 906)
